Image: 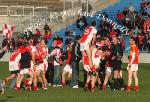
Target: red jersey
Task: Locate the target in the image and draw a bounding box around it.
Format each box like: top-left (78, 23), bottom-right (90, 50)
top-left (80, 27), bottom-right (97, 44)
top-left (83, 53), bottom-right (89, 65)
top-left (66, 50), bottom-right (71, 64)
top-left (39, 46), bottom-right (48, 59)
top-left (10, 48), bottom-right (21, 62)
top-left (129, 44), bottom-right (139, 64)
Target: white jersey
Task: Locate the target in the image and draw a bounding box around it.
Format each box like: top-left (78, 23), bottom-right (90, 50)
top-left (29, 45), bottom-right (37, 55)
top-left (50, 47), bottom-right (61, 66)
top-left (80, 26), bottom-right (97, 44)
top-left (9, 48), bottom-right (21, 63)
top-left (92, 48), bottom-right (101, 67)
top-left (9, 48), bottom-right (21, 71)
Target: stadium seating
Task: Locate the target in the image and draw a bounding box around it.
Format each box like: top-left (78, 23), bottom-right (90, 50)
top-left (55, 0), bottom-right (142, 51)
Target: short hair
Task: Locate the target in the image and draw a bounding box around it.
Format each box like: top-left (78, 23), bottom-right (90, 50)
top-left (130, 36), bottom-right (136, 42)
top-left (16, 42), bottom-right (22, 48)
top-left (33, 40), bottom-right (39, 46)
top-left (91, 21), bottom-right (96, 27)
top-left (41, 38), bottom-right (48, 44)
top-left (75, 35), bottom-right (81, 41)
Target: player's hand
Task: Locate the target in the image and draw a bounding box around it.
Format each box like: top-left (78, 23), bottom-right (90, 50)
top-left (111, 56), bottom-right (116, 60)
top-left (3, 46), bottom-right (7, 51)
top-left (59, 60), bottom-right (63, 65)
top-left (90, 66), bottom-right (96, 72)
top-left (128, 64), bottom-right (131, 69)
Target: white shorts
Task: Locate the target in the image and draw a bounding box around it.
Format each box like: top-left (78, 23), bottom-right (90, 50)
top-left (80, 43), bottom-right (90, 51)
top-left (127, 64), bottom-right (138, 71)
top-left (43, 59), bottom-right (48, 71)
top-left (93, 59), bottom-right (100, 67)
top-left (63, 65), bottom-right (72, 74)
top-left (20, 69), bottom-right (33, 74)
top-left (84, 65), bottom-right (90, 72)
top-left (36, 63), bottom-right (44, 71)
top-left (106, 67), bottom-right (113, 73)
top-left (9, 61), bottom-right (19, 71)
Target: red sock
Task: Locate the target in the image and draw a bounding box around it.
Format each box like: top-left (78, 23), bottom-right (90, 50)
top-left (84, 83), bottom-right (89, 88)
top-left (103, 85), bottom-right (106, 90)
top-left (33, 85), bottom-right (38, 91)
top-left (91, 86), bottom-right (95, 92)
top-left (24, 79), bottom-right (29, 85)
top-left (15, 84), bottom-right (20, 90)
top-left (134, 86), bottom-right (138, 91)
top-left (62, 81), bottom-right (66, 87)
top-left (127, 86), bottom-right (131, 91)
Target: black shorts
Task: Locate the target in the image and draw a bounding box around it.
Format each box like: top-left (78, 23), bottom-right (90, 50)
top-left (112, 60), bottom-right (122, 71)
top-left (10, 70), bottom-right (20, 75)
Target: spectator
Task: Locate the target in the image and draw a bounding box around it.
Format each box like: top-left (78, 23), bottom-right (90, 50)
top-left (143, 33), bottom-right (149, 51)
top-left (35, 29), bottom-right (41, 36)
top-left (138, 34), bottom-right (144, 51)
top-left (102, 11), bottom-right (108, 18)
top-left (44, 30), bottom-right (52, 40)
top-left (70, 35), bottom-right (82, 88)
top-left (44, 30), bottom-right (52, 48)
top-left (65, 36), bottom-right (71, 46)
top-left (117, 10), bottom-right (124, 24)
top-left (133, 26), bottom-right (139, 36)
top-left (43, 22), bottom-right (50, 33)
top-left (144, 15), bottom-right (150, 33)
top-left (109, 28), bottom-right (117, 39)
top-left (65, 28), bottom-right (70, 37)
top-left (70, 29), bottom-right (76, 37)
top-left (148, 33), bottom-right (150, 52)
top-left (123, 15), bottom-right (132, 30)
top-left (122, 7), bottom-right (129, 16)
top-left (129, 3), bottom-right (135, 13)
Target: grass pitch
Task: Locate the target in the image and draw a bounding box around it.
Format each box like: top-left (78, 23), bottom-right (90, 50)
top-left (0, 62), bottom-right (150, 102)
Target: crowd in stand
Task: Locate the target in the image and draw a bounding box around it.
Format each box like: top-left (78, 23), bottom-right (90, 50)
top-left (116, 1), bottom-right (150, 52)
top-left (0, 1), bottom-right (149, 94)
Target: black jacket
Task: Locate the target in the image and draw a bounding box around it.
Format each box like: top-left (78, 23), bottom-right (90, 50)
top-left (70, 41), bottom-right (82, 63)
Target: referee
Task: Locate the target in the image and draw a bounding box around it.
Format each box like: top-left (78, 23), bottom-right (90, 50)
top-left (110, 36), bottom-right (123, 90)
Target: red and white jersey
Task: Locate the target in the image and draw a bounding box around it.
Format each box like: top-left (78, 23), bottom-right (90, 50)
top-left (40, 47), bottom-right (48, 59)
top-left (92, 48), bottom-right (101, 66)
top-left (129, 44), bottom-right (139, 64)
top-left (83, 52), bottom-right (89, 65)
top-left (66, 50), bottom-right (71, 65)
top-left (80, 26), bottom-right (97, 44)
top-left (50, 47), bottom-right (62, 65)
top-left (10, 48), bottom-right (21, 63)
top-left (29, 45), bottom-right (36, 55)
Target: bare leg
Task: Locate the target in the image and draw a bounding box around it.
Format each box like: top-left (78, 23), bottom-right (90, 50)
top-left (85, 50), bottom-right (93, 68)
top-left (42, 70), bottom-right (48, 88)
top-left (103, 71), bottom-right (111, 89)
top-left (133, 71), bottom-right (138, 91)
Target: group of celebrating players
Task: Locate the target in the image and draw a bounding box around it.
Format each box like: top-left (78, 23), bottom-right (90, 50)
top-left (0, 20), bottom-right (139, 94)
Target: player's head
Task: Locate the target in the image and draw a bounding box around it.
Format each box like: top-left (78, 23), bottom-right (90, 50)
top-left (29, 39), bottom-right (33, 45)
top-left (33, 40), bottom-right (39, 46)
top-left (75, 35), bottom-right (81, 42)
top-left (104, 36), bottom-right (111, 45)
top-left (130, 37), bottom-right (137, 45)
top-left (40, 38), bottom-right (47, 46)
top-left (95, 37), bottom-right (101, 48)
top-left (100, 38), bottom-right (105, 46)
top-left (91, 21), bottom-right (96, 27)
top-left (112, 36), bottom-right (118, 45)
top-left (23, 42), bottom-right (29, 47)
top-left (16, 42), bottom-right (23, 48)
